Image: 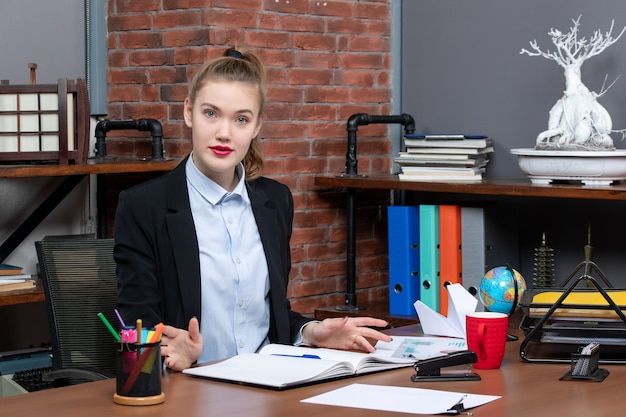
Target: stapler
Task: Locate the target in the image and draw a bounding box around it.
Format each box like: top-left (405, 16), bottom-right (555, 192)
top-left (411, 350), bottom-right (481, 382)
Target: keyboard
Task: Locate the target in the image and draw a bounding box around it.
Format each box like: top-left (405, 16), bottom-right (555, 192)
top-left (12, 366), bottom-right (55, 392)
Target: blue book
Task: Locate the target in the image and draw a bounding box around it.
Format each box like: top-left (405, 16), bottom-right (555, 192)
top-left (419, 204), bottom-right (440, 312)
top-left (387, 206), bottom-right (420, 316)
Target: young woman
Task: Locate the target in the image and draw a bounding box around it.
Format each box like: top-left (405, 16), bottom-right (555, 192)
top-left (114, 46), bottom-right (391, 371)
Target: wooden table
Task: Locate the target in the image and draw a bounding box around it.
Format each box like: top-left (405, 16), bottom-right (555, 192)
top-left (1, 321), bottom-right (623, 416)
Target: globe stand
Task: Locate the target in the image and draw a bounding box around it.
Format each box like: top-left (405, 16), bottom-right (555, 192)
top-left (506, 269), bottom-right (519, 341)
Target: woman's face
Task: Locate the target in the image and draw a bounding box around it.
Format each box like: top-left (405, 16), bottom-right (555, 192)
top-left (184, 80), bottom-right (262, 189)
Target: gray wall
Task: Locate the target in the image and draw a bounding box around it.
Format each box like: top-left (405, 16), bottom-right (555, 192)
top-left (0, 0), bottom-right (85, 84)
top-left (401, 1), bottom-right (626, 178)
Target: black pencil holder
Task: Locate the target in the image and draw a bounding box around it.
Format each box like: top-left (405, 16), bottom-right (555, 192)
top-left (113, 341), bottom-right (165, 406)
top-left (560, 348), bottom-right (609, 382)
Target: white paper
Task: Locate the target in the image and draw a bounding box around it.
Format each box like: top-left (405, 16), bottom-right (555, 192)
top-left (414, 283), bottom-right (478, 338)
top-left (301, 383), bottom-right (500, 415)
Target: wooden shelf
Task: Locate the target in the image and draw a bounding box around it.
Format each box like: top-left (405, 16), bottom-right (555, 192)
top-left (0, 280), bottom-right (45, 307)
top-left (0, 158), bottom-right (181, 178)
top-left (315, 174), bottom-right (626, 201)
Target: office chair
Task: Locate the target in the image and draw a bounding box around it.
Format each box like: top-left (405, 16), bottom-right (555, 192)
top-left (35, 238), bottom-right (118, 385)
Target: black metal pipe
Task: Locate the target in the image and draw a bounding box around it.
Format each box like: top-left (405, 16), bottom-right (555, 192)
top-left (339, 113), bottom-right (416, 311)
top-left (94, 118), bottom-right (164, 160)
top-left (344, 113), bottom-right (415, 177)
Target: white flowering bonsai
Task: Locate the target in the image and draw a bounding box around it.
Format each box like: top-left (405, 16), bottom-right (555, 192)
top-left (521, 16), bottom-right (626, 151)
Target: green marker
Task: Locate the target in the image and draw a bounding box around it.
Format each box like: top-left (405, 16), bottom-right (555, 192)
top-left (98, 312), bottom-right (121, 342)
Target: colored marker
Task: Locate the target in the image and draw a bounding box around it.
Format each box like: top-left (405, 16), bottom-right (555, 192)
top-left (97, 312), bottom-right (121, 342)
top-left (114, 309), bottom-right (126, 328)
top-left (136, 319), bottom-right (142, 344)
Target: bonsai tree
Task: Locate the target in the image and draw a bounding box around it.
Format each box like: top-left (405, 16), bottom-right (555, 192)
top-left (521, 16), bottom-right (626, 151)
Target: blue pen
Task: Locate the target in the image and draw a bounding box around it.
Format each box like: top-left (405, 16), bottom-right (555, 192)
top-left (272, 354), bottom-right (321, 359)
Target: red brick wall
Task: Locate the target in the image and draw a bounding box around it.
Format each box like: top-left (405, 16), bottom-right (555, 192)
top-left (105, 0), bottom-right (393, 315)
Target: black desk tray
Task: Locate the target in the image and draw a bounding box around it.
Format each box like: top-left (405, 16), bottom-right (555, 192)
top-left (519, 275), bottom-right (626, 364)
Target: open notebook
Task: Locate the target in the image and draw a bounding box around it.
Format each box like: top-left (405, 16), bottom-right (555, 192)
top-left (183, 336), bottom-right (466, 390)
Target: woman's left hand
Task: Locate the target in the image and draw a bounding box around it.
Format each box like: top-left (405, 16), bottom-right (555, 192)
top-left (301, 316), bottom-right (392, 353)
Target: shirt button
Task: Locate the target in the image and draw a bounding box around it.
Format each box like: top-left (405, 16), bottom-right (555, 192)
top-left (228, 217), bottom-right (233, 224)
top-left (236, 257), bottom-right (241, 264)
top-left (238, 341), bottom-right (244, 348)
top-left (238, 299), bottom-right (244, 307)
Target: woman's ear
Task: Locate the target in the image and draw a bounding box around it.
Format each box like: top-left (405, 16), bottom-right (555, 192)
top-left (183, 97), bottom-right (193, 128)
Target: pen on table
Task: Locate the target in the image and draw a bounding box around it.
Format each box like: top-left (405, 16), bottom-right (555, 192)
top-left (97, 312), bottom-right (121, 342)
top-left (271, 354), bottom-right (321, 359)
top-left (114, 309), bottom-right (126, 328)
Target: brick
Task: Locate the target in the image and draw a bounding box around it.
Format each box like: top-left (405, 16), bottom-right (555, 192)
top-left (163, 0), bottom-right (209, 9)
top-left (149, 66), bottom-right (189, 84)
top-left (263, 140), bottom-right (311, 158)
top-left (288, 69), bottom-right (333, 86)
top-left (108, 68), bottom-right (149, 84)
top-left (294, 209), bottom-right (336, 228)
top-left (349, 36), bottom-right (390, 53)
top-left (306, 242), bottom-right (345, 261)
top-left (108, 14), bottom-right (153, 32)
top-left (279, 15), bottom-right (325, 33)
top-left (154, 10), bottom-right (202, 29)
top-left (121, 103), bottom-right (169, 120)
top-left (213, 0), bottom-right (262, 10)
top-left (141, 85), bottom-right (160, 102)
top-left (291, 227), bottom-right (328, 246)
top-left (129, 49), bottom-right (176, 66)
top-left (263, 0), bottom-right (308, 14)
top-left (114, 0), bottom-right (160, 13)
top-left (211, 10), bottom-right (257, 28)
top-left (341, 54), bottom-right (384, 70)
top-left (305, 86), bottom-right (348, 103)
top-left (295, 52), bottom-right (340, 69)
top-left (119, 32), bottom-right (163, 49)
top-left (293, 34), bottom-right (337, 51)
top-left (310, 1), bottom-right (352, 17)
top-left (163, 29), bottom-right (212, 47)
top-left (244, 31), bottom-right (291, 49)
top-left (354, 2), bottom-right (390, 20)
top-left (160, 84), bottom-right (188, 102)
top-left (326, 18), bottom-right (367, 35)
top-left (108, 85), bottom-right (140, 102)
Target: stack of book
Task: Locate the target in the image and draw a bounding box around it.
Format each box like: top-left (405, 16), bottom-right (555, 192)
top-left (0, 263), bottom-right (36, 292)
top-left (394, 134), bottom-right (493, 182)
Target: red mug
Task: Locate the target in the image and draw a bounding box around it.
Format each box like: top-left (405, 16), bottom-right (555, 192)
top-left (465, 312), bottom-right (508, 369)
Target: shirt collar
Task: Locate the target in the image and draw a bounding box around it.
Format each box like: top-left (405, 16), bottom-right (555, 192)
top-left (186, 154), bottom-right (249, 205)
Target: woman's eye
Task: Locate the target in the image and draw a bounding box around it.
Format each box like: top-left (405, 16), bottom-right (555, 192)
top-left (236, 116), bottom-right (248, 124)
top-left (204, 110), bottom-right (216, 117)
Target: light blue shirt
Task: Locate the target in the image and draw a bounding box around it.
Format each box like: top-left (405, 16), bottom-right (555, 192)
top-left (186, 156), bottom-right (270, 362)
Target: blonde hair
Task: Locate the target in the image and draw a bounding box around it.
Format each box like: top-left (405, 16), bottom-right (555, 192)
top-left (187, 46), bottom-right (266, 180)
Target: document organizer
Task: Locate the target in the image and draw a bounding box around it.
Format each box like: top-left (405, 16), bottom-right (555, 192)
top-left (519, 274), bottom-right (626, 364)
top-left (0, 79), bottom-right (90, 164)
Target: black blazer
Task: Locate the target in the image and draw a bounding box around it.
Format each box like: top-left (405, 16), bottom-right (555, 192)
top-left (114, 157), bottom-right (311, 345)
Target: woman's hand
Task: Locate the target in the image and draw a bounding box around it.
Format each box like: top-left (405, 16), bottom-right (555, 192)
top-left (301, 316), bottom-right (392, 353)
top-left (161, 317), bottom-right (203, 371)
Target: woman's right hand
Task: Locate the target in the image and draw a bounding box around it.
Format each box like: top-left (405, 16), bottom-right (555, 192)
top-left (161, 317), bottom-right (203, 371)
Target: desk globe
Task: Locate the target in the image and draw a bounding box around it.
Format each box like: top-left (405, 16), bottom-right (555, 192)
top-left (479, 266), bottom-right (527, 314)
